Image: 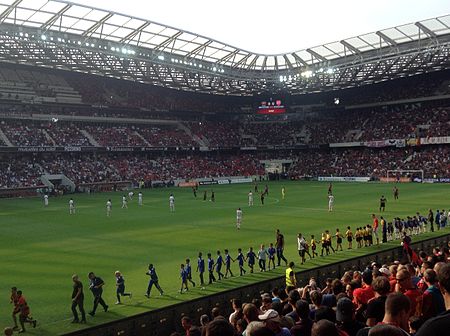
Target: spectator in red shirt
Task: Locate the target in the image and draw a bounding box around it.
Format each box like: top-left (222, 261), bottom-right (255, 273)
top-left (395, 269), bottom-right (422, 317)
top-left (353, 270), bottom-right (375, 318)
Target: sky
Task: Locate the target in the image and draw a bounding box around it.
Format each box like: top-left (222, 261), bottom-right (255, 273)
top-left (71, 0), bottom-right (450, 54)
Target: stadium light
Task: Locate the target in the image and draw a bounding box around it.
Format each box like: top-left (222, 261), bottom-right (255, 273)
top-left (41, 35), bottom-right (46, 40)
top-left (326, 68), bottom-right (334, 74)
top-left (157, 55), bottom-right (164, 60)
top-left (301, 70), bottom-right (313, 78)
top-left (212, 67), bottom-right (217, 72)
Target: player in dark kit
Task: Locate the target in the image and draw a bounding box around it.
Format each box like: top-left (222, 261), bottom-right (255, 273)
top-left (179, 264), bottom-right (189, 293)
top-left (264, 184), bottom-right (269, 196)
top-left (260, 192), bottom-right (265, 205)
top-left (192, 187), bottom-right (197, 198)
top-left (145, 264), bottom-right (164, 297)
top-left (88, 272), bottom-right (108, 316)
top-left (71, 274), bottom-right (86, 323)
top-left (215, 250), bottom-right (224, 280)
top-left (210, 190), bottom-right (215, 202)
top-left (246, 247), bottom-right (257, 273)
top-left (203, 190), bottom-right (207, 201)
top-left (114, 271), bottom-right (132, 304)
top-left (275, 229), bottom-right (288, 266)
top-left (267, 243), bottom-right (276, 270)
top-left (393, 186), bottom-right (399, 200)
top-left (379, 195), bottom-right (387, 212)
top-left (197, 252), bottom-right (205, 286)
top-left (185, 259), bottom-right (196, 287)
top-left (224, 249), bottom-right (234, 278)
top-left (207, 253), bottom-right (216, 284)
top-left (236, 248), bottom-right (247, 276)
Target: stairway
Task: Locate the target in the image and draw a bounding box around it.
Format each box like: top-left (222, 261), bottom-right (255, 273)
top-left (0, 128), bottom-right (13, 146)
top-left (80, 129), bottom-right (100, 146)
top-left (134, 130), bottom-right (150, 145)
top-left (42, 129), bottom-right (56, 146)
top-left (180, 122), bottom-right (207, 147)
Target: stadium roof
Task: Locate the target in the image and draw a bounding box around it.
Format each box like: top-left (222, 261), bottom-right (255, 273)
top-left (0, 0), bottom-right (450, 96)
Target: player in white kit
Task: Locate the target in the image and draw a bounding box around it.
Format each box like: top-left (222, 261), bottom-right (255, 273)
top-left (169, 194), bottom-right (175, 212)
top-left (122, 195), bottom-right (128, 209)
top-left (69, 198), bottom-right (75, 214)
top-left (328, 194), bottom-right (334, 212)
top-left (106, 199), bottom-right (112, 217)
top-left (128, 191), bottom-right (134, 200)
top-left (236, 208), bottom-right (243, 230)
top-left (43, 194), bottom-right (49, 207)
top-left (248, 191), bottom-right (253, 206)
top-left (138, 192), bottom-right (143, 206)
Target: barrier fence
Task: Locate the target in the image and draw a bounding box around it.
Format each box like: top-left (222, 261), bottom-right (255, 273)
top-left (63, 234), bottom-right (450, 336)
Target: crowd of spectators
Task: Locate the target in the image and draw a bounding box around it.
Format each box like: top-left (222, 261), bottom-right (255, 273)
top-left (45, 123), bottom-right (91, 146)
top-left (83, 125), bottom-right (147, 147)
top-left (288, 146), bottom-right (450, 179)
top-left (32, 153), bottom-right (265, 187)
top-left (137, 126), bottom-right (196, 147)
top-left (172, 241), bottom-right (450, 336)
top-left (0, 105), bottom-right (449, 148)
top-left (189, 121), bottom-right (242, 147)
top-left (0, 157), bottom-right (43, 189)
top-left (1, 144), bottom-right (449, 189)
top-left (1, 120), bottom-right (54, 146)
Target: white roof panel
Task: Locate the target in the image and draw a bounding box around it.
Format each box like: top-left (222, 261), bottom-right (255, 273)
top-left (0, 0), bottom-right (448, 71)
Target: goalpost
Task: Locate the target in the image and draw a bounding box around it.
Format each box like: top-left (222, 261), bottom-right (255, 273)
top-left (386, 170), bottom-right (424, 183)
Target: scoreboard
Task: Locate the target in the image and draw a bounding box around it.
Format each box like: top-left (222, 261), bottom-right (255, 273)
top-left (257, 99), bottom-right (286, 114)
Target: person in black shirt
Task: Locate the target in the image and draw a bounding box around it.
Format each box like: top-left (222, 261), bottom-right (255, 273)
top-left (366, 276), bottom-right (390, 327)
top-left (114, 271), bottom-right (132, 304)
top-left (71, 274), bottom-right (86, 323)
top-left (88, 272), bottom-right (108, 316)
top-left (275, 229), bottom-right (288, 266)
top-left (260, 192), bottom-right (265, 205)
top-left (203, 190), bottom-right (207, 201)
top-left (210, 190), bottom-right (215, 202)
top-left (379, 195), bottom-right (387, 212)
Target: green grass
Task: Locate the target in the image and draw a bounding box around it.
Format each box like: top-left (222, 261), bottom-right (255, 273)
top-left (1, 181), bottom-right (449, 335)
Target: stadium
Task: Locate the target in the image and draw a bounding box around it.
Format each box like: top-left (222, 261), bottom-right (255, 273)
top-left (0, 0), bottom-right (450, 335)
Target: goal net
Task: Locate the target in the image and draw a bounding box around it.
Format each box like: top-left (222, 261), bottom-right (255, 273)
top-left (386, 170), bottom-right (424, 183)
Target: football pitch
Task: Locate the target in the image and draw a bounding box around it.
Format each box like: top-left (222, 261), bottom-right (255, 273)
top-left (1, 181), bottom-right (449, 335)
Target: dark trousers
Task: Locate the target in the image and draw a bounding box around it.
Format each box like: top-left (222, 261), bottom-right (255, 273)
top-left (116, 287), bottom-right (131, 302)
top-left (258, 259), bottom-right (266, 271)
top-left (216, 266), bottom-right (224, 280)
top-left (276, 248), bottom-right (287, 266)
top-left (71, 299), bottom-right (86, 321)
top-left (208, 270), bottom-right (216, 284)
top-left (187, 275), bottom-right (196, 286)
top-left (92, 294), bottom-right (107, 313)
top-left (199, 271), bottom-right (204, 285)
top-left (147, 279), bottom-right (163, 295)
